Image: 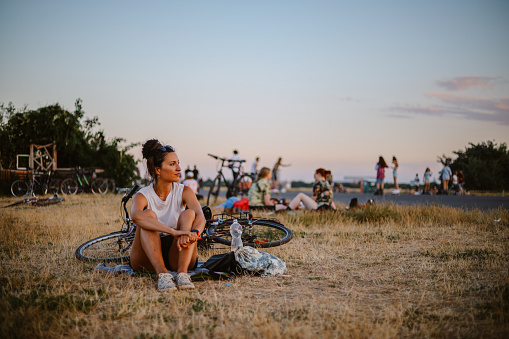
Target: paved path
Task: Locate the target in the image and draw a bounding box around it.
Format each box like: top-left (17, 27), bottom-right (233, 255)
top-left (272, 191), bottom-right (508, 211)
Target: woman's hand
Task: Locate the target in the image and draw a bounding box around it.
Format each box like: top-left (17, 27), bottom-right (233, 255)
top-left (173, 230), bottom-right (198, 251)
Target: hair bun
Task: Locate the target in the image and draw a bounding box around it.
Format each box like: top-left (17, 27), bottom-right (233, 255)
top-left (142, 139), bottom-right (162, 159)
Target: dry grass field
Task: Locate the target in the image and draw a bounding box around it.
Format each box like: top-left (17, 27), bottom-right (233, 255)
top-left (1, 194), bottom-right (508, 338)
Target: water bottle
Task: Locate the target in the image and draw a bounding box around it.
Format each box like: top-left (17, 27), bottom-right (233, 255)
top-left (230, 219), bottom-right (243, 252)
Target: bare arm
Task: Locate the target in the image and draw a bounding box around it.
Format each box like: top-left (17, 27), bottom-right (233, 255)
top-left (182, 186), bottom-right (206, 233)
top-left (174, 186), bottom-right (206, 249)
top-left (263, 193), bottom-right (275, 206)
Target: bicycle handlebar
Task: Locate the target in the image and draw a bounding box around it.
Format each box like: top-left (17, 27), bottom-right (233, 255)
top-left (207, 153), bottom-right (246, 163)
top-left (121, 184), bottom-right (140, 221)
top-left (122, 184), bottom-right (140, 203)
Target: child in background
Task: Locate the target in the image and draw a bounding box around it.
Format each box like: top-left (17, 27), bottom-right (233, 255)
top-left (182, 170), bottom-right (200, 198)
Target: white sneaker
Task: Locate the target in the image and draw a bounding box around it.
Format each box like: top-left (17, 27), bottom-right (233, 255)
top-left (175, 272), bottom-right (195, 290)
top-left (157, 273), bottom-right (177, 291)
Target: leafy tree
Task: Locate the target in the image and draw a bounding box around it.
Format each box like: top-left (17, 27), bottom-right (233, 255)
top-left (0, 99), bottom-right (139, 189)
top-left (438, 141), bottom-right (509, 190)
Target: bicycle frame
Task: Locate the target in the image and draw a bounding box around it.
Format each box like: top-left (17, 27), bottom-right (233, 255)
top-left (207, 154), bottom-right (251, 205)
top-left (209, 154), bottom-right (245, 192)
top-left (74, 167), bottom-right (92, 189)
top-left (28, 168), bottom-right (54, 195)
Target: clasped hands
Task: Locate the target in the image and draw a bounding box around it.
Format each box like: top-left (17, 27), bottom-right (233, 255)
top-left (175, 230), bottom-right (199, 251)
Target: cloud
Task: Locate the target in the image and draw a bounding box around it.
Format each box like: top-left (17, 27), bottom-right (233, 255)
top-left (388, 76), bottom-right (509, 125)
top-left (386, 113), bottom-right (414, 119)
top-left (436, 76), bottom-right (497, 91)
top-left (389, 94), bottom-right (509, 125)
top-left (390, 104), bottom-right (446, 116)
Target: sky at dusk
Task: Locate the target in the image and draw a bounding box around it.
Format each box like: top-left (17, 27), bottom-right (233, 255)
top-left (1, 0), bottom-right (508, 183)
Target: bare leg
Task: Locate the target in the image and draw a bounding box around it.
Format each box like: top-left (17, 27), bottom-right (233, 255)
top-left (288, 193), bottom-right (318, 210)
top-left (169, 209), bottom-right (198, 274)
top-left (394, 177), bottom-right (398, 189)
top-left (130, 210), bottom-right (167, 275)
top-left (443, 180), bottom-right (449, 191)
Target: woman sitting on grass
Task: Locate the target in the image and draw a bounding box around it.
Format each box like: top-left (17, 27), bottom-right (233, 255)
top-left (247, 167), bottom-right (287, 211)
top-left (130, 139), bottom-right (206, 292)
top-left (287, 168), bottom-right (335, 211)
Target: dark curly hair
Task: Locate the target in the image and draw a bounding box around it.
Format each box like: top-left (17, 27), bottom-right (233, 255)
top-left (142, 139), bottom-right (175, 180)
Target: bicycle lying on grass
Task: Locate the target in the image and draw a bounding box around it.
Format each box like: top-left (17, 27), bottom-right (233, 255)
top-left (75, 185), bottom-right (292, 263)
top-left (2, 194), bottom-right (64, 208)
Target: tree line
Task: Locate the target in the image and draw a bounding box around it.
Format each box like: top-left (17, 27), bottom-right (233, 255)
top-left (0, 99), bottom-right (139, 190)
top-left (438, 140), bottom-right (509, 191)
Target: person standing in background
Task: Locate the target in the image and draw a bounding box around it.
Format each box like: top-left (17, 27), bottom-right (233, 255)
top-left (192, 165), bottom-right (199, 182)
top-left (458, 170), bottom-right (465, 195)
top-left (452, 171), bottom-right (459, 193)
top-left (229, 149), bottom-right (242, 182)
top-left (375, 156), bottom-right (388, 195)
top-left (272, 157), bottom-right (291, 191)
top-left (392, 156), bottom-right (399, 190)
top-left (413, 173), bottom-right (420, 193)
top-left (423, 167), bottom-right (432, 194)
top-left (440, 161), bottom-right (453, 193)
top-left (250, 157), bottom-right (259, 177)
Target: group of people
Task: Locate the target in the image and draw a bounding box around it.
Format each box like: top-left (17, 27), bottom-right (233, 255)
top-left (412, 163), bottom-right (466, 195)
top-left (129, 140), bottom-right (337, 292)
top-left (375, 155), bottom-right (466, 196)
top-left (437, 162), bottom-right (466, 194)
top-left (374, 156), bottom-right (398, 195)
top-left (246, 166), bottom-right (335, 212)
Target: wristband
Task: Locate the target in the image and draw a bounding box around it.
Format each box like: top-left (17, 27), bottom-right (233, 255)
top-left (191, 229), bottom-right (200, 234)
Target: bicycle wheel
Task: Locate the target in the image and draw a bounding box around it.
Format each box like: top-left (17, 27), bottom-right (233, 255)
top-left (206, 219), bottom-right (292, 248)
top-left (91, 179), bottom-right (108, 195)
top-left (11, 180), bottom-right (30, 197)
top-left (107, 179), bottom-right (117, 194)
top-left (235, 174), bottom-right (253, 198)
top-left (75, 231), bottom-right (134, 262)
top-left (48, 178), bottom-right (61, 194)
top-left (207, 176), bottom-right (222, 206)
top-left (61, 178), bottom-right (78, 195)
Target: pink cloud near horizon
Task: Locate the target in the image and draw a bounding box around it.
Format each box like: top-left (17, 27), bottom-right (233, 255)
top-left (436, 76), bottom-right (497, 91)
top-left (388, 76), bottom-right (509, 125)
top-left (389, 94), bottom-right (509, 125)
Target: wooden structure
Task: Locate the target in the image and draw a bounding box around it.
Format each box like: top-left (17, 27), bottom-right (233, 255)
top-left (29, 143), bottom-right (57, 171)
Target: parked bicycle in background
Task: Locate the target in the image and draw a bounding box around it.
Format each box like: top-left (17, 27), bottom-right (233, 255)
top-left (10, 168), bottom-right (60, 197)
top-left (207, 154), bottom-right (254, 205)
top-left (60, 166), bottom-right (108, 195)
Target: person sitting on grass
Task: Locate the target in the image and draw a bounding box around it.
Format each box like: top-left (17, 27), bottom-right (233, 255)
top-left (287, 168), bottom-right (335, 211)
top-left (247, 167), bottom-right (287, 211)
top-left (130, 139), bottom-right (206, 292)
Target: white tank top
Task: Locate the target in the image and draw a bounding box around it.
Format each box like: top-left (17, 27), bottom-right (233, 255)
top-left (137, 182), bottom-right (185, 230)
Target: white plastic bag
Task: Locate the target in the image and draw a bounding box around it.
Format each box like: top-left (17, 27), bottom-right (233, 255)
top-left (234, 246), bottom-right (286, 277)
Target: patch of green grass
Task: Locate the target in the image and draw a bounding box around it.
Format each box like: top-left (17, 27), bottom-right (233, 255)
top-left (184, 297), bottom-right (210, 312)
top-left (453, 249), bottom-right (493, 260)
top-left (308, 276), bottom-right (324, 281)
